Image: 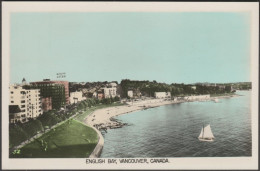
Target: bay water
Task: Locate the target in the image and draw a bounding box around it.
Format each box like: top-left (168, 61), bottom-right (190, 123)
top-left (100, 91), bottom-right (251, 157)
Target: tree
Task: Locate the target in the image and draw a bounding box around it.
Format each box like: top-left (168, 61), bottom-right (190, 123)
top-left (114, 96), bottom-right (120, 102)
top-left (225, 86), bottom-right (231, 93)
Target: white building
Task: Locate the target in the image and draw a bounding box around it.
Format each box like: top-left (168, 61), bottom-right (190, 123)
top-left (103, 87), bottom-right (117, 98)
top-left (191, 86), bottom-right (196, 90)
top-left (70, 91), bottom-right (86, 104)
top-left (9, 85), bottom-right (42, 123)
top-left (127, 90), bottom-right (133, 98)
top-left (154, 92), bottom-right (171, 99)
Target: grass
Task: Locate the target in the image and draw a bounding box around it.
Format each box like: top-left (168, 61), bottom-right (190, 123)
top-left (10, 119), bottom-right (98, 158)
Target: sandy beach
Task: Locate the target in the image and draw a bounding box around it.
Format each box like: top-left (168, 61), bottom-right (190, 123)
top-left (85, 99), bottom-right (179, 128)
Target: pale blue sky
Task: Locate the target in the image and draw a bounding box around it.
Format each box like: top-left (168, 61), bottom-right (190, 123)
top-left (11, 12), bottom-right (250, 84)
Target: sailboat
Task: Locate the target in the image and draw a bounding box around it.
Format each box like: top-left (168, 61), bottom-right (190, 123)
top-left (198, 124), bottom-right (215, 142)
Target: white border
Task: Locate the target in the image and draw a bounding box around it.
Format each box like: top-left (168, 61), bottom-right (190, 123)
top-left (2, 2), bottom-right (259, 170)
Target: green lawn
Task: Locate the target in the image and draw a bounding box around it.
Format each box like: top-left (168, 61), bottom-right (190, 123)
top-left (10, 119), bottom-right (98, 158)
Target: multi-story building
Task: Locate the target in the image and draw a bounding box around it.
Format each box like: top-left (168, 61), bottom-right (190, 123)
top-left (26, 81), bottom-right (66, 110)
top-left (70, 91), bottom-right (86, 104)
top-left (30, 79), bottom-right (69, 105)
top-left (154, 92), bottom-right (171, 99)
top-left (103, 87), bottom-right (117, 98)
top-left (9, 85), bottom-right (42, 123)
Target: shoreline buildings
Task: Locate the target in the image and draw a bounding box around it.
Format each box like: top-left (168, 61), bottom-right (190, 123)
top-left (30, 79), bottom-right (69, 105)
top-left (103, 82), bottom-right (118, 98)
top-left (154, 92), bottom-right (171, 99)
top-left (93, 82), bottom-right (119, 100)
top-left (103, 87), bottom-right (117, 98)
top-left (9, 78), bottom-right (75, 123)
top-left (70, 91), bottom-right (86, 104)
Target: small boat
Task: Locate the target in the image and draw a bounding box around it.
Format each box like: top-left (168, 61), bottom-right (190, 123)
top-left (214, 99), bottom-right (219, 103)
top-left (198, 124), bottom-right (215, 142)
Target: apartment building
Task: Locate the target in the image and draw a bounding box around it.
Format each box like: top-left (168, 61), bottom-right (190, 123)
top-left (9, 85), bottom-right (42, 123)
top-left (27, 81), bottom-right (66, 110)
top-left (70, 91), bottom-right (86, 104)
top-left (103, 87), bottom-right (117, 98)
top-left (31, 79), bottom-right (69, 105)
top-left (154, 92), bottom-right (171, 99)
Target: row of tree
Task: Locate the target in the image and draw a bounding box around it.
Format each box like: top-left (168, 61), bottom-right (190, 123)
top-left (77, 97), bottom-right (120, 110)
top-left (120, 79), bottom-right (234, 98)
top-left (69, 81), bottom-right (118, 93)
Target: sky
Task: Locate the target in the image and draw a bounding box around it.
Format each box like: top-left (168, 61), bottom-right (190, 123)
top-left (10, 12), bottom-right (251, 84)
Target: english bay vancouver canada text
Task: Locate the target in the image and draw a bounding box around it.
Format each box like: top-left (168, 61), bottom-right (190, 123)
top-left (9, 12), bottom-right (252, 158)
top-left (9, 79), bottom-right (251, 158)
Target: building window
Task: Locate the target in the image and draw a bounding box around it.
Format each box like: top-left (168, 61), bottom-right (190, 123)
top-left (11, 91), bottom-right (14, 94)
top-left (20, 91), bottom-right (26, 95)
top-left (11, 101), bottom-right (14, 103)
top-left (21, 100), bottom-right (25, 103)
top-left (21, 105), bottom-right (25, 108)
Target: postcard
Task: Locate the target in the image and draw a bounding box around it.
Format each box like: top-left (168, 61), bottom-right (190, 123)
top-left (2, 1), bottom-right (259, 170)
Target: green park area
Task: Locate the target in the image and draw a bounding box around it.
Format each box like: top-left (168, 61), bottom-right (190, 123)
top-left (10, 119), bottom-right (98, 158)
top-left (10, 101), bottom-right (124, 158)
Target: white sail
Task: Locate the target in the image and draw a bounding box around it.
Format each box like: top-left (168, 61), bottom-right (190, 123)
top-left (203, 125), bottom-right (214, 138)
top-left (198, 128), bottom-right (204, 138)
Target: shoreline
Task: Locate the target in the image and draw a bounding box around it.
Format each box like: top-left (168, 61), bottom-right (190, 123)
top-left (84, 112), bottom-right (104, 158)
top-left (85, 94), bottom-right (239, 158)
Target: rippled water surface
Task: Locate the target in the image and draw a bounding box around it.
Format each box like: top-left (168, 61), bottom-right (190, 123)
top-left (101, 91), bottom-right (251, 157)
